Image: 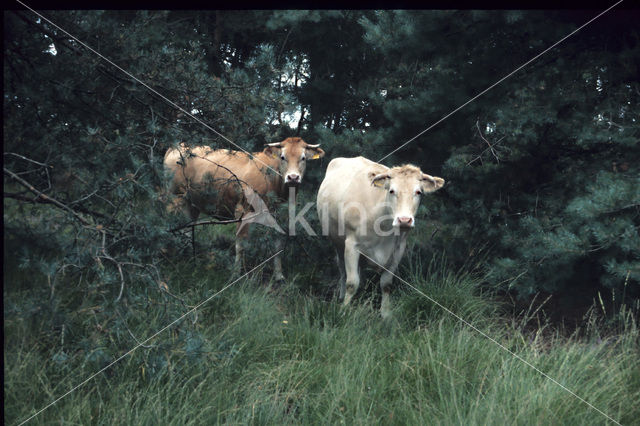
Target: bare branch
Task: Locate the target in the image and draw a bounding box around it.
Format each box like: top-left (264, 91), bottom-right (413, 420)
top-left (603, 203), bottom-right (640, 215)
top-left (467, 121), bottom-right (507, 166)
top-left (69, 188), bottom-right (101, 206)
top-left (476, 120), bottom-right (500, 161)
top-left (4, 152), bottom-right (52, 168)
top-left (169, 217), bottom-right (241, 233)
top-left (4, 192), bottom-right (110, 221)
top-left (4, 167), bottom-right (92, 226)
top-left (97, 251), bottom-right (126, 302)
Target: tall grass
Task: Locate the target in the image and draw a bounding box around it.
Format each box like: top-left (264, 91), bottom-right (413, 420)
top-left (4, 254), bottom-right (639, 425)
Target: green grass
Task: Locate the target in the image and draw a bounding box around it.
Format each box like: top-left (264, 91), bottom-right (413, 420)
top-left (4, 254), bottom-right (640, 425)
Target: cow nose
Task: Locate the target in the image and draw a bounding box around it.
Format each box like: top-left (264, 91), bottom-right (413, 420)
top-left (397, 216), bottom-right (414, 227)
top-left (287, 173), bottom-right (300, 183)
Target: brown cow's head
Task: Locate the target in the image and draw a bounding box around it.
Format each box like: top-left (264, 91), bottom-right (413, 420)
top-left (369, 164), bottom-right (444, 229)
top-left (264, 137), bottom-right (325, 185)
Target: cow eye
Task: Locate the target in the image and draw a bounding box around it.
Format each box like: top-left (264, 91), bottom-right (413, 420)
top-left (389, 189), bottom-right (395, 194)
top-left (415, 190), bottom-right (422, 196)
top-left (301, 156), bottom-right (305, 162)
top-left (280, 154), bottom-right (286, 160)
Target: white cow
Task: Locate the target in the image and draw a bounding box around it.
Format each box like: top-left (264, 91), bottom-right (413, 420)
top-left (316, 156), bottom-right (445, 318)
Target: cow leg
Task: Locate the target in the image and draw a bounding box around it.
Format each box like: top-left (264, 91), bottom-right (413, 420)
top-left (186, 203), bottom-right (199, 261)
top-left (273, 238), bottom-right (285, 282)
top-left (191, 225), bottom-right (196, 260)
top-left (379, 272), bottom-right (394, 320)
top-left (343, 236), bottom-right (360, 306)
top-left (235, 221), bottom-right (249, 271)
top-left (379, 237), bottom-right (407, 319)
top-left (167, 194), bottom-right (198, 258)
top-left (167, 194), bottom-right (185, 216)
top-left (335, 248), bottom-right (346, 300)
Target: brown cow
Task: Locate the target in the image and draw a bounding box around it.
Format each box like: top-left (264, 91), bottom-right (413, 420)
top-left (164, 137), bottom-right (325, 280)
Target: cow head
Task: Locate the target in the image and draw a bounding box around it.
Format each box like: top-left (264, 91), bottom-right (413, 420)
top-left (369, 164), bottom-right (444, 229)
top-left (264, 137), bottom-right (325, 185)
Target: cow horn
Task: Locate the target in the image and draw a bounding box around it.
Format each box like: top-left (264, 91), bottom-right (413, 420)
top-left (305, 143), bottom-right (321, 148)
top-left (266, 142), bottom-right (283, 147)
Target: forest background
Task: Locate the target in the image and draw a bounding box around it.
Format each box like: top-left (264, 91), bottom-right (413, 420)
top-left (4, 9), bottom-right (639, 424)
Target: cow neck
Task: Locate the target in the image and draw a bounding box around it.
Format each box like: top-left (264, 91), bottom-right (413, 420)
top-left (253, 151), bottom-right (286, 196)
top-left (376, 193), bottom-right (393, 216)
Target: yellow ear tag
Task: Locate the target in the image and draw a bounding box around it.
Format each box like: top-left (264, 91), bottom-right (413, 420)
top-left (373, 179), bottom-right (384, 188)
top-left (272, 152), bottom-right (278, 159)
top-left (311, 154), bottom-right (320, 160)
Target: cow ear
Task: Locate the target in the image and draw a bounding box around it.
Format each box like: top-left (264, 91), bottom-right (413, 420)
top-left (264, 144), bottom-right (282, 159)
top-left (369, 172), bottom-right (391, 188)
top-left (305, 145), bottom-right (325, 160)
top-left (421, 174), bottom-right (445, 192)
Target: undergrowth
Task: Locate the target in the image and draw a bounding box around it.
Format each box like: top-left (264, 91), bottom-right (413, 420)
top-left (4, 251), bottom-right (639, 425)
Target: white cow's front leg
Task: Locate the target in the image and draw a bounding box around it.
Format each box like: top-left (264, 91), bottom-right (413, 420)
top-left (379, 236), bottom-right (407, 319)
top-left (379, 272), bottom-right (394, 319)
top-left (336, 248), bottom-right (346, 300)
top-left (343, 236), bottom-right (360, 306)
top-left (273, 238), bottom-right (285, 282)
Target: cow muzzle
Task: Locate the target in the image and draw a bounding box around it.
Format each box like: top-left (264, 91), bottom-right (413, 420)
top-left (285, 173), bottom-right (301, 185)
top-left (394, 216), bottom-right (414, 228)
